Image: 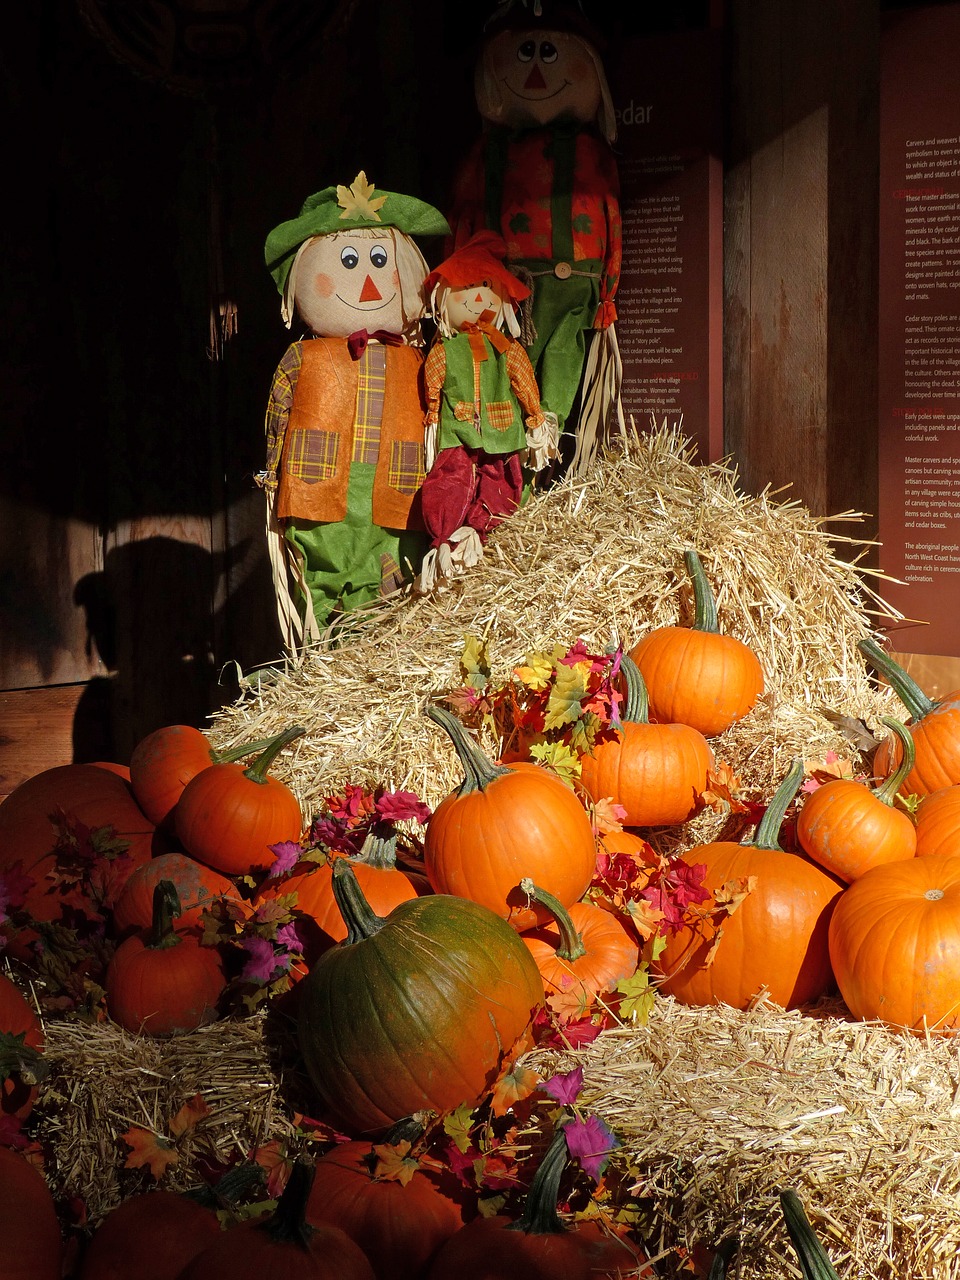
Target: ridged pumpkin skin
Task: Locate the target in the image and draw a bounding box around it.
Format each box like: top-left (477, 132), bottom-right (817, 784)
top-left (129, 725), bottom-right (220, 828)
top-left (915, 785), bottom-right (960, 858)
top-left (77, 1189), bottom-right (221, 1280)
top-left (298, 866), bottom-right (544, 1135)
top-left (654, 840), bottom-right (843, 1010)
top-left (520, 890), bottom-right (639, 1004)
top-left (629, 628), bottom-right (763, 738)
top-left (0, 971), bottom-right (44, 1120)
top-left (829, 855), bottom-right (960, 1034)
top-left (0, 1147), bottom-right (62, 1280)
top-left (112, 852), bottom-right (246, 935)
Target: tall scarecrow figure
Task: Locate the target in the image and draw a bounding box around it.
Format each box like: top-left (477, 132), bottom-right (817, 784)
top-left (258, 173), bottom-right (450, 651)
top-left (447, 0), bottom-right (623, 478)
top-left (418, 230), bottom-right (558, 591)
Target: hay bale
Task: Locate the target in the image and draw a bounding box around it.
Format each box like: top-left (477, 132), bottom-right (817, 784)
top-left (208, 424), bottom-right (901, 823)
top-left (523, 995), bottom-right (960, 1280)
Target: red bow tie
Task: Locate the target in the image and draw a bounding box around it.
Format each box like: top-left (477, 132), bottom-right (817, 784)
top-left (347, 329), bottom-right (404, 360)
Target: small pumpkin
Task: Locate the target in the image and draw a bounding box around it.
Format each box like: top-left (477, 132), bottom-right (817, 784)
top-left (915, 784), bottom-right (960, 858)
top-left (0, 971), bottom-right (45, 1121)
top-left (828, 854), bottom-right (960, 1034)
top-left (654, 762), bottom-right (844, 1010)
top-left (578, 654), bottom-right (713, 827)
top-left (859, 636), bottom-right (960, 795)
top-left (175, 726), bottom-right (305, 876)
top-left (77, 1188), bottom-right (222, 1280)
top-left (298, 859), bottom-right (544, 1134)
top-left (518, 878), bottom-right (639, 1007)
top-left (129, 724), bottom-right (275, 829)
top-left (176, 1160), bottom-right (376, 1280)
top-left (629, 548), bottom-right (764, 736)
top-left (105, 880), bottom-right (226, 1037)
top-left (423, 705), bottom-right (597, 931)
top-left (112, 851), bottom-right (248, 936)
top-left (0, 1146), bottom-right (62, 1280)
top-left (796, 717), bottom-right (918, 882)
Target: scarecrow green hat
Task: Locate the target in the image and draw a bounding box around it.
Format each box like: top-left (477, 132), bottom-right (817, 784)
top-left (265, 170), bottom-right (450, 296)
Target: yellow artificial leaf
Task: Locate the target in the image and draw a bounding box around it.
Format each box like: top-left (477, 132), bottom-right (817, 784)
top-left (591, 796), bottom-right (628, 836)
top-left (803, 751), bottom-right (856, 783)
top-left (546, 984), bottom-right (593, 1021)
top-left (336, 170), bottom-right (387, 222)
top-left (700, 760), bottom-right (749, 814)
top-left (625, 896), bottom-right (665, 941)
top-left (713, 875), bottom-right (757, 915)
top-left (442, 1102), bottom-right (476, 1154)
top-left (513, 647), bottom-right (561, 692)
top-left (460, 634), bottom-right (492, 690)
top-left (616, 965), bottom-right (656, 1024)
top-left (372, 1140), bottom-right (420, 1185)
top-left (543, 661), bottom-right (590, 730)
top-left (528, 739), bottom-right (581, 784)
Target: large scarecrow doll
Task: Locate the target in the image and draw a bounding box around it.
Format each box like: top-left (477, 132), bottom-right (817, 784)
top-left (258, 172), bottom-right (449, 650)
top-left (418, 230), bottom-right (558, 591)
top-left (447, 0), bottom-right (623, 478)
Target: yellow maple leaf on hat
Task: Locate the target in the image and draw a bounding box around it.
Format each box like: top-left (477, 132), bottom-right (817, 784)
top-left (337, 170), bottom-right (388, 221)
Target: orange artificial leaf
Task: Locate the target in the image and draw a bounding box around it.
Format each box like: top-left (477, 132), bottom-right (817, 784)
top-left (122, 1127), bottom-right (179, 1179)
top-left (713, 875), bottom-right (757, 915)
top-left (591, 796), bottom-right (628, 836)
top-left (372, 1140), bottom-right (419, 1186)
top-left (802, 751), bottom-right (856, 787)
top-left (625, 896), bottom-right (666, 941)
top-left (489, 1062), bottom-right (540, 1117)
top-left (701, 761), bottom-right (749, 815)
top-left (546, 984), bottom-right (593, 1022)
top-left (169, 1094), bottom-right (209, 1138)
top-left (252, 1139), bottom-right (293, 1198)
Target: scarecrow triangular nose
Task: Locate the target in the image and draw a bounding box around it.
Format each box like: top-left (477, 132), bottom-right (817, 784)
top-left (524, 64), bottom-right (547, 91)
top-left (359, 274), bottom-right (382, 303)
top-left (474, 291), bottom-right (484, 302)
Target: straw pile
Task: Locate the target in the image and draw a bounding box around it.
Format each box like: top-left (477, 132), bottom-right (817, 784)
top-left (525, 995), bottom-right (960, 1280)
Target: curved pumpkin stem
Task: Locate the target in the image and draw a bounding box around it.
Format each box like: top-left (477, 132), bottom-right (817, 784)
top-left (258, 1159), bottom-right (316, 1250)
top-left (508, 1125), bottom-right (569, 1236)
top-left (685, 549), bottom-right (720, 635)
top-left (874, 717), bottom-right (916, 806)
top-left (752, 761), bottom-right (805, 852)
top-left (858, 637), bottom-right (936, 721)
top-left (330, 857), bottom-right (388, 944)
top-left (243, 725), bottom-right (306, 786)
top-left (148, 880), bottom-right (183, 950)
top-left (355, 825), bottom-right (400, 870)
top-left (620, 654), bottom-right (651, 726)
top-left (519, 878), bottom-right (587, 962)
top-left (426, 704), bottom-right (511, 796)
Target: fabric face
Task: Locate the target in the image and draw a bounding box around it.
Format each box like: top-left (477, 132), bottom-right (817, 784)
top-left (444, 281), bottom-right (505, 333)
top-left (294, 231), bottom-right (406, 337)
top-left (481, 28), bottom-right (602, 128)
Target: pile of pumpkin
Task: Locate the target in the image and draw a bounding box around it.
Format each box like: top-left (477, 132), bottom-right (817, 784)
top-left (5, 549), bottom-right (960, 1277)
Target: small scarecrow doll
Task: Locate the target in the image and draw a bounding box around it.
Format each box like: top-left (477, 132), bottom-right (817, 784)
top-left (417, 230), bottom-right (558, 592)
top-left (258, 172), bottom-right (449, 650)
top-left (447, 0), bottom-right (623, 478)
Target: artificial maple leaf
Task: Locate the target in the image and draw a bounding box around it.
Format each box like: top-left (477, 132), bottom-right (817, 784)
top-left (615, 966), bottom-right (656, 1024)
top-left (802, 751), bottom-right (857, 789)
top-left (560, 640), bottom-right (608, 675)
top-left (700, 761), bottom-right (749, 814)
top-left (564, 1114), bottom-right (619, 1180)
top-left (543, 662), bottom-right (590, 730)
top-left (472, 1149), bottom-right (521, 1192)
top-left (374, 791), bottom-right (432, 825)
top-left (591, 797), bottom-right (628, 836)
top-left (266, 841), bottom-right (302, 878)
top-left (442, 1102), bottom-right (476, 1155)
top-left (122, 1127), bottom-right (179, 1179)
top-left (625, 896), bottom-right (665, 941)
top-left (336, 170), bottom-right (387, 221)
top-left (372, 1139), bottom-right (419, 1186)
top-left (542, 1065), bottom-right (584, 1106)
top-left (251, 1139), bottom-right (293, 1197)
top-left (514, 646), bottom-right (562, 692)
top-left (443, 685), bottom-right (483, 716)
top-left (528, 740), bottom-right (581, 784)
top-left (713, 875), bottom-right (757, 915)
top-left (460, 634), bottom-right (492, 690)
top-left (489, 1062), bottom-right (540, 1117)
top-left (169, 1094), bottom-right (209, 1138)
top-left (547, 984), bottom-right (593, 1022)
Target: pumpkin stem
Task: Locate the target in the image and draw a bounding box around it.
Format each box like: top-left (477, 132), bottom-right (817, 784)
top-left (243, 725), bottom-right (306, 785)
top-left (426, 704), bottom-right (511, 795)
top-left (779, 1188), bottom-right (841, 1279)
top-left (874, 717), bottom-right (916, 806)
top-left (258, 1159), bottom-right (316, 1250)
top-left (685, 549), bottom-right (720, 635)
top-left (620, 654), bottom-right (651, 726)
top-left (520, 878), bottom-right (587, 962)
top-left (752, 761), bottom-right (804, 852)
top-left (330, 857), bottom-right (387, 944)
top-left (148, 880), bottom-right (183, 950)
top-left (212, 736), bottom-right (282, 765)
top-left (858, 637), bottom-right (936, 721)
top-left (356, 824), bottom-right (400, 870)
top-left (508, 1125), bottom-right (569, 1236)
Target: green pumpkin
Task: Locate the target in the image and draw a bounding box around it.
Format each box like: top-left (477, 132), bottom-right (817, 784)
top-left (298, 860), bottom-right (544, 1134)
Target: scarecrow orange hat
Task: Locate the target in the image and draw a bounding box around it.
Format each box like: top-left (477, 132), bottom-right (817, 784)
top-left (425, 231), bottom-right (531, 301)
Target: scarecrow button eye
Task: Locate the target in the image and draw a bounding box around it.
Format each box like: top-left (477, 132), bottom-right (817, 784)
top-left (370, 245), bottom-right (388, 269)
top-left (517, 39), bottom-right (536, 61)
top-left (540, 40), bottom-right (558, 63)
top-left (340, 247), bottom-right (359, 269)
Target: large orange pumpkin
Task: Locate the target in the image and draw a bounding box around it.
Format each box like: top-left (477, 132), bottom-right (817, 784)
top-left (829, 855), bottom-right (960, 1034)
top-left (0, 1147), bottom-right (62, 1280)
top-left (77, 1188), bottom-right (222, 1280)
top-left (423, 706), bottom-right (597, 931)
top-left (860, 637), bottom-right (960, 796)
top-left (112, 851), bottom-right (248, 936)
top-left (796, 717), bottom-right (918, 882)
top-left (628, 549), bottom-right (764, 737)
top-left (915, 784), bottom-right (960, 858)
top-left (578, 654), bottom-right (713, 828)
top-left (654, 762), bottom-right (844, 1010)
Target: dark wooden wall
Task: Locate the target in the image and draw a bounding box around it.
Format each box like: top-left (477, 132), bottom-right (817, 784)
top-left (0, 0), bottom-right (902, 794)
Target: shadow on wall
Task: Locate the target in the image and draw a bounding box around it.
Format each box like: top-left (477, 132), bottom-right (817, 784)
top-left (72, 536), bottom-right (248, 762)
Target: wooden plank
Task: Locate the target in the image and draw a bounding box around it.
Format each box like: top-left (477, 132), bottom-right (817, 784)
top-left (0, 683), bottom-right (117, 800)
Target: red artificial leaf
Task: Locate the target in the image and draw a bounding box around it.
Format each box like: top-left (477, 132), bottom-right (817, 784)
top-left (374, 791), bottom-right (432, 825)
top-left (251, 1139), bottom-right (294, 1198)
top-left (122, 1127), bottom-right (179, 1179)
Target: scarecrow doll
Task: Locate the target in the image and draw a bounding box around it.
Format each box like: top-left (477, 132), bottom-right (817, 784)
top-left (447, 0), bottom-right (623, 477)
top-left (418, 230), bottom-right (558, 591)
top-left (258, 172), bottom-right (449, 650)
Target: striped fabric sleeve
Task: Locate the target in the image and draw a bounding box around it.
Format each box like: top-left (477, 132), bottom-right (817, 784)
top-left (506, 341), bottom-right (547, 429)
top-left (261, 343), bottom-right (303, 491)
top-left (423, 341), bottom-right (447, 427)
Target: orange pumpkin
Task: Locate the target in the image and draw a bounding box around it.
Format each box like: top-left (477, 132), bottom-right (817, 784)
top-left (860, 637), bottom-right (960, 796)
top-left (112, 851), bottom-right (248, 936)
top-left (578, 655), bottom-right (713, 828)
top-left (654, 762), bottom-right (844, 1010)
top-left (796, 717), bottom-right (918, 882)
top-left (423, 706), bottom-right (597, 931)
top-left (77, 1189), bottom-right (221, 1280)
top-left (628, 549), bottom-right (764, 737)
top-left (0, 1147), bottom-right (62, 1280)
top-left (828, 854), bottom-right (960, 1034)
top-left (915, 784), bottom-right (960, 858)
top-left (0, 971), bottom-right (44, 1120)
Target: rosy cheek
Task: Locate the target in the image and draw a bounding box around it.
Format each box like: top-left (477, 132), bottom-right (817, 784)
top-left (391, 268), bottom-right (401, 290)
top-left (566, 55), bottom-right (592, 83)
top-left (311, 272), bottom-right (336, 298)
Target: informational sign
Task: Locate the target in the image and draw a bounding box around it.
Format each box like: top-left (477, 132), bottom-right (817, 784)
top-left (879, 5), bottom-right (960, 655)
top-left (608, 23), bottom-right (723, 462)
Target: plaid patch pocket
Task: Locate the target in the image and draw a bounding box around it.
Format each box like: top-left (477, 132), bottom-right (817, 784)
top-left (389, 440), bottom-right (425, 494)
top-left (486, 400), bottom-right (516, 431)
top-left (286, 428), bottom-right (338, 483)
top-left (453, 401), bottom-right (475, 423)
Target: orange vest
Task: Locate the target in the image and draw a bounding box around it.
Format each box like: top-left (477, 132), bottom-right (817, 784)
top-left (276, 339), bottom-right (426, 529)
